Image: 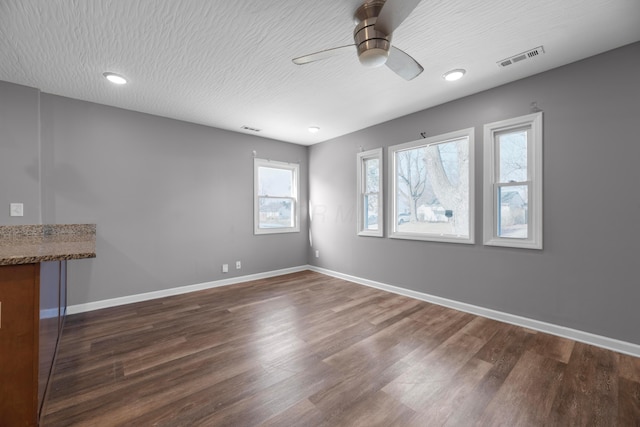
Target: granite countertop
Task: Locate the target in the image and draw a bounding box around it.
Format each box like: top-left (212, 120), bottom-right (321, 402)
top-left (0, 224), bottom-right (96, 266)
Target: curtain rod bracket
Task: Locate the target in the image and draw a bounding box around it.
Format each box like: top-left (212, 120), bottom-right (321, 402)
top-left (530, 102), bottom-right (542, 113)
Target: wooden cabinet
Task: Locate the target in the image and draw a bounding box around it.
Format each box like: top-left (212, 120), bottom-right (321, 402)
top-left (0, 261), bottom-right (67, 426)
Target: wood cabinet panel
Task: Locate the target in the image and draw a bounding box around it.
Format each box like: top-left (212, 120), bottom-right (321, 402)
top-left (0, 261), bottom-right (67, 426)
top-left (0, 263), bottom-right (39, 426)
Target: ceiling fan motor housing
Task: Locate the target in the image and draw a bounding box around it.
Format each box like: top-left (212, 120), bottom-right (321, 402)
top-left (354, 0), bottom-right (391, 67)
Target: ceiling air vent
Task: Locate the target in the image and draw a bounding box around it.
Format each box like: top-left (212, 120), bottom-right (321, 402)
top-left (497, 46), bottom-right (545, 68)
top-left (241, 125), bottom-right (261, 132)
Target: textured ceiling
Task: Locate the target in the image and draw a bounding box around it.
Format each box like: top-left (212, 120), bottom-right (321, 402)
top-left (0, 0), bottom-right (639, 145)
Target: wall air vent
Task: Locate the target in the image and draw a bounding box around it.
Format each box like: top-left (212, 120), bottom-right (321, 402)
top-left (497, 46), bottom-right (545, 68)
top-left (241, 125), bottom-right (261, 132)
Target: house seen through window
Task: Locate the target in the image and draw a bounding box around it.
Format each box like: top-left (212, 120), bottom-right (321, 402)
top-left (483, 112), bottom-right (543, 249)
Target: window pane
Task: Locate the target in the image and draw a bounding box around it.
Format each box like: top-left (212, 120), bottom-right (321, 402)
top-left (258, 167), bottom-right (292, 197)
top-left (258, 197), bottom-right (294, 229)
top-left (364, 158), bottom-right (379, 193)
top-left (357, 148), bottom-right (383, 237)
top-left (498, 130), bottom-right (527, 183)
top-left (395, 137), bottom-right (470, 237)
top-left (364, 194), bottom-right (379, 230)
top-left (497, 185), bottom-right (528, 238)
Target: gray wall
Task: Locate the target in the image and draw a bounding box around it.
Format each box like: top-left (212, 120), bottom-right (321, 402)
top-left (0, 81), bottom-right (41, 224)
top-left (2, 87), bottom-right (309, 305)
top-left (309, 42), bottom-right (640, 345)
top-left (1, 42), bottom-right (638, 346)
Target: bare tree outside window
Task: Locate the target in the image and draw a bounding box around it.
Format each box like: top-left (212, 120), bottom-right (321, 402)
top-left (496, 129), bottom-right (528, 238)
top-left (396, 148), bottom-right (427, 222)
top-left (357, 148), bottom-right (383, 237)
top-left (391, 129), bottom-right (474, 244)
top-left (364, 158), bottom-right (380, 230)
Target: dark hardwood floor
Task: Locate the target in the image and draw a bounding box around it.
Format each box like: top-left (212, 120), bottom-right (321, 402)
top-left (42, 271), bottom-right (640, 426)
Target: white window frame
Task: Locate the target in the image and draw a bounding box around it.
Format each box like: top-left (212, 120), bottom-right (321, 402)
top-left (388, 128), bottom-right (475, 244)
top-left (357, 148), bottom-right (383, 237)
top-left (254, 158), bottom-right (300, 235)
top-left (483, 112), bottom-right (543, 249)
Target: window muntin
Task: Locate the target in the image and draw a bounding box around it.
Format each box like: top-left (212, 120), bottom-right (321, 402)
top-left (389, 128), bottom-right (474, 244)
top-left (357, 148), bottom-right (383, 237)
top-left (484, 112), bottom-right (542, 249)
top-left (254, 158), bottom-right (300, 234)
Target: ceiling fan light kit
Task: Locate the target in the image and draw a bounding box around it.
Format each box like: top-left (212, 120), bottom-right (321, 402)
top-left (292, 0), bottom-right (424, 80)
top-left (357, 46), bottom-right (390, 67)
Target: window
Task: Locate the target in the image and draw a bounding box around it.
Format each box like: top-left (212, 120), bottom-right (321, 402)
top-left (357, 148), bottom-right (383, 237)
top-left (483, 112), bottom-right (542, 249)
top-left (254, 158), bottom-right (300, 234)
top-left (389, 128), bottom-right (474, 244)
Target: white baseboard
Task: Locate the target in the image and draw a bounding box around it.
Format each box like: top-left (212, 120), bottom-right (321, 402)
top-left (67, 264), bottom-right (640, 358)
top-left (308, 266), bottom-right (640, 358)
top-left (66, 265), bottom-right (309, 315)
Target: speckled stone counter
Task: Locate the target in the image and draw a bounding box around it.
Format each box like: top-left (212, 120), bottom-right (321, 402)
top-left (0, 224), bottom-right (96, 265)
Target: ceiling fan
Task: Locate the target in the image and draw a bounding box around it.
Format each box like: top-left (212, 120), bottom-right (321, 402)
top-left (292, 0), bottom-right (425, 80)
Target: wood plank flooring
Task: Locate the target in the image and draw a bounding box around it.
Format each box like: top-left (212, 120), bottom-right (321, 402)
top-left (42, 271), bottom-right (640, 426)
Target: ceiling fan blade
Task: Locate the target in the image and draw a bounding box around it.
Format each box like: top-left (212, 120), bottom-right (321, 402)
top-left (385, 46), bottom-right (424, 80)
top-left (375, 0), bottom-right (423, 35)
top-left (292, 45), bottom-right (355, 65)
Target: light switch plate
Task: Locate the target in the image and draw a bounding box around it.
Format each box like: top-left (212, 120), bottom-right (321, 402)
top-left (10, 203), bottom-right (24, 217)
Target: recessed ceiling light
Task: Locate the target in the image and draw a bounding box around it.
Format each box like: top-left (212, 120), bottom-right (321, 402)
top-left (103, 72), bottom-right (127, 85)
top-left (308, 126), bottom-right (320, 133)
top-left (442, 69), bottom-right (466, 82)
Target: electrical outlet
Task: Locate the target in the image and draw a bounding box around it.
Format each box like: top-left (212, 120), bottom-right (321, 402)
top-left (222, 264), bottom-right (228, 273)
top-left (315, 250), bottom-right (320, 258)
top-left (10, 203), bottom-right (23, 217)
top-left (236, 261), bottom-right (241, 270)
